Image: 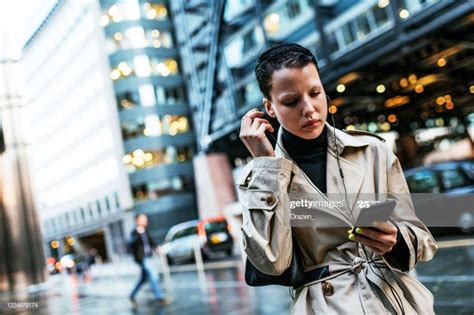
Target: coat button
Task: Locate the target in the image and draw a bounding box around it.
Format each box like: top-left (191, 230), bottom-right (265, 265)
top-left (265, 195), bottom-right (275, 206)
top-left (322, 281), bottom-right (334, 296)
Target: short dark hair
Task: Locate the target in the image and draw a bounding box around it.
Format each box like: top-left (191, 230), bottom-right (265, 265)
top-left (135, 213), bottom-right (145, 220)
top-left (255, 43), bottom-right (320, 100)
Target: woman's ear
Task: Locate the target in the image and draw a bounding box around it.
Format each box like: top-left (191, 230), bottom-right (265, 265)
top-left (263, 98), bottom-right (276, 118)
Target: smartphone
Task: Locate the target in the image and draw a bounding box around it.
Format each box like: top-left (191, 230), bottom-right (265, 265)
top-left (354, 199), bottom-right (396, 228)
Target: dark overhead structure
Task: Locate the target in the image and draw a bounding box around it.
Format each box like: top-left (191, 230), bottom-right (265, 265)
top-left (172, 0), bottom-right (474, 166)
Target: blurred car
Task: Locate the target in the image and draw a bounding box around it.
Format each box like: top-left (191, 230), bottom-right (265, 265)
top-left (161, 216), bottom-right (234, 264)
top-left (46, 257), bottom-right (61, 274)
top-left (404, 159), bottom-right (474, 234)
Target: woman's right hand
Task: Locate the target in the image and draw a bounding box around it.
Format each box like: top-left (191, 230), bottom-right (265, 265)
top-left (239, 109), bottom-right (275, 158)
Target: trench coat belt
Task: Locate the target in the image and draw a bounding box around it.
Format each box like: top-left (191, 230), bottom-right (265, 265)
top-left (295, 256), bottom-right (407, 314)
top-left (297, 256), bottom-right (381, 289)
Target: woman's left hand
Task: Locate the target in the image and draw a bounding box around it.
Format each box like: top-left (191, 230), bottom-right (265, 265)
top-left (348, 222), bottom-right (398, 255)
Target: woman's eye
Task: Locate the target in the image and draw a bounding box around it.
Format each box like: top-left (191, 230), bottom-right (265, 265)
top-left (283, 100), bottom-right (298, 106)
top-left (310, 91), bottom-right (320, 97)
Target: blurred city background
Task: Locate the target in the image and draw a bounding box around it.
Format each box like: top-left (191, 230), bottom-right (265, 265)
top-left (0, 0), bottom-right (473, 314)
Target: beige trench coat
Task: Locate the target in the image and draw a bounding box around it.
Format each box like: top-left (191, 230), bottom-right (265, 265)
top-left (238, 123), bottom-right (438, 314)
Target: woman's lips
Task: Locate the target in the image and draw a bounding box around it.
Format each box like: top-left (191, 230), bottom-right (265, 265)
top-left (302, 120), bottom-right (321, 129)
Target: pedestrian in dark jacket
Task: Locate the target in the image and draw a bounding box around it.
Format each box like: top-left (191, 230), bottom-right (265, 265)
top-left (128, 213), bottom-right (171, 305)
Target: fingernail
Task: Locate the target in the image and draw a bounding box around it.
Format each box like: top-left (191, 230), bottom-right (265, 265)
top-left (355, 227), bottom-right (363, 234)
top-left (348, 234), bottom-right (355, 241)
top-left (347, 228), bottom-right (353, 234)
top-left (371, 221), bottom-right (379, 228)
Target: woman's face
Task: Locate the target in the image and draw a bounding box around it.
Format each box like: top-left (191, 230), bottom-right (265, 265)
top-left (264, 63), bottom-right (328, 139)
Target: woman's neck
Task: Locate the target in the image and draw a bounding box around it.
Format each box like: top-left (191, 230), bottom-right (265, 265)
top-left (282, 125), bottom-right (328, 155)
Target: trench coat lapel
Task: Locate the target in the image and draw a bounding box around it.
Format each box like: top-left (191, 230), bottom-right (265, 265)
top-left (275, 123), bottom-right (369, 212)
top-left (325, 123), bottom-right (368, 211)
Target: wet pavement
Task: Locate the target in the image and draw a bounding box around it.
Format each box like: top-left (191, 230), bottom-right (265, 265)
top-left (0, 236), bottom-right (472, 315)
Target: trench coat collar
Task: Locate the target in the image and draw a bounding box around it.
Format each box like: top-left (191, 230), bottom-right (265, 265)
top-left (275, 122), bottom-right (369, 157)
top-left (274, 122), bottom-right (370, 210)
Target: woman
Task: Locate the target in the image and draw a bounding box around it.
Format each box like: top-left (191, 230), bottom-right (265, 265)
top-left (238, 43), bottom-right (437, 314)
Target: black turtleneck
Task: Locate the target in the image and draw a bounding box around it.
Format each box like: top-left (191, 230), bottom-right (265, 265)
top-left (282, 126), bottom-right (328, 193)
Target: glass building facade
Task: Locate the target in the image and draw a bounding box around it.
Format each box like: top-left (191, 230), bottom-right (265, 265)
top-left (21, 0), bottom-right (135, 262)
top-left (98, 0), bottom-right (197, 241)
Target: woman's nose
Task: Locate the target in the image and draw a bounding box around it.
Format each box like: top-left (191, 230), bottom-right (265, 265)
top-left (301, 96), bottom-right (317, 116)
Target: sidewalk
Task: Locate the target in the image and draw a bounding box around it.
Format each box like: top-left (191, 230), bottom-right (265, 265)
top-left (89, 256), bottom-right (242, 279)
top-left (1, 237), bottom-right (472, 314)
top-left (0, 264), bottom-right (290, 315)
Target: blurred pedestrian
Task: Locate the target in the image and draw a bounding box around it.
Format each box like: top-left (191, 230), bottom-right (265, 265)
top-left (127, 213), bottom-right (171, 305)
top-left (83, 248), bottom-right (98, 281)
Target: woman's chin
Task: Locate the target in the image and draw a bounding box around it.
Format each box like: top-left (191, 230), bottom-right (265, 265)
top-left (298, 125), bottom-right (324, 139)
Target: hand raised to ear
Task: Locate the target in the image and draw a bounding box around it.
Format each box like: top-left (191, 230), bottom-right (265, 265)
top-left (239, 109), bottom-right (275, 158)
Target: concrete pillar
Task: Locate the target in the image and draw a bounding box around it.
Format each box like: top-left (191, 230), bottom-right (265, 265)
top-left (193, 153), bottom-right (237, 219)
top-left (0, 59), bottom-right (46, 291)
top-left (103, 224), bottom-right (116, 263)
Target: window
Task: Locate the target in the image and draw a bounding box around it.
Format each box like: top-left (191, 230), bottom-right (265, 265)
top-left (372, 5), bottom-right (389, 27)
top-left (205, 221), bottom-right (227, 234)
top-left (114, 192), bottom-right (120, 209)
top-left (326, 32), bottom-right (338, 53)
top-left (406, 170), bottom-right (440, 193)
top-left (141, 2), bottom-right (169, 20)
top-left (124, 27), bottom-right (147, 49)
top-left (171, 226), bottom-right (198, 241)
top-left (440, 169), bottom-right (471, 190)
top-left (72, 209), bottom-right (78, 224)
top-left (145, 29), bottom-right (174, 48)
top-left (103, 0), bottom-right (141, 24)
top-left (144, 115), bottom-right (162, 136)
top-left (88, 203), bottom-right (94, 218)
top-left (97, 200), bottom-right (102, 216)
top-left (123, 146), bottom-right (193, 172)
top-left (224, 27), bottom-right (263, 68)
top-left (341, 23), bottom-right (355, 45)
top-left (108, 28), bottom-right (173, 53)
top-left (244, 81), bottom-right (260, 106)
top-left (117, 91), bottom-right (140, 110)
top-left (117, 85), bottom-right (184, 110)
top-left (139, 85), bottom-right (156, 106)
top-left (163, 115), bottom-right (189, 135)
top-left (105, 197), bottom-right (111, 212)
top-left (111, 57), bottom-right (179, 80)
top-left (224, 0), bottom-right (253, 21)
top-left (134, 55), bottom-right (152, 77)
top-left (132, 175), bottom-right (194, 201)
top-left (242, 31), bottom-right (256, 52)
top-left (355, 14), bottom-right (371, 39)
top-left (156, 86), bottom-right (184, 105)
top-left (65, 213), bottom-right (71, 227)
top-left (286, 2), bottom-right (301, 19)
top-left (121, 115), bottom-right (189, 139)
top-left (121, 119), bottom-right (145, 139)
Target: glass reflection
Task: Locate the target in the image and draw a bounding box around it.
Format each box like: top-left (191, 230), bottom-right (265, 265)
top-left (132, 175), bottom-right (194, 201)
top-left (111, 56), bottom-right (179, 80)
top-left (117, 85), bottom-right (184, 110)
top-left (122, 146), bottom-right (193, 172)
top-left (121, 114), bottom-right (189, 139)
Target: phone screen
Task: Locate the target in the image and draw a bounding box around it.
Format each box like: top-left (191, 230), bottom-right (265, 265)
top-left (354, 199), bottom-right (396, 227)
